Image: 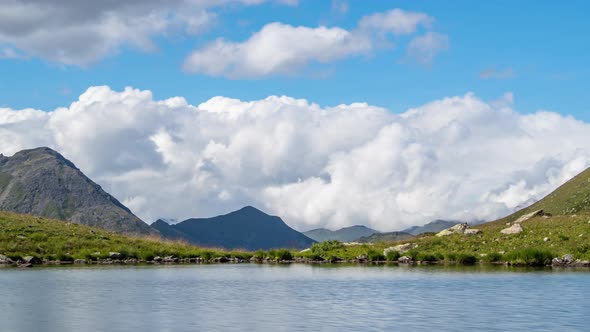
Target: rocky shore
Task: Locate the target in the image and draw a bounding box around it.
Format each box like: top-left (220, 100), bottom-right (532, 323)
top-left (1, 252), bottom-right (589, 268)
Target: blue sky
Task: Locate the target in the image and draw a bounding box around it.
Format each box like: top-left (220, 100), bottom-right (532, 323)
top-left (2, 0), bottom-right (590, 228)
top-left (1, 0), bottom-right (588, 120)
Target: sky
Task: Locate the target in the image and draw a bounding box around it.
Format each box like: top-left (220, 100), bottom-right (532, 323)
top-left (1, 0), bottom-right (590, 231)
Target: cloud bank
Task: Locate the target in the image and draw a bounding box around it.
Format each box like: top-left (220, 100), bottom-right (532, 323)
top-left (1, 86), bottom-right (589, 231)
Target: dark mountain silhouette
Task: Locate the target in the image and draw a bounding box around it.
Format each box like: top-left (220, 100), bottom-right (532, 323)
top-left (152, 206), bottom-right (315, 250)
top-left (303, 225), bottom-right (380, 242)
top-left (0, 147), bottom-right (155, 235)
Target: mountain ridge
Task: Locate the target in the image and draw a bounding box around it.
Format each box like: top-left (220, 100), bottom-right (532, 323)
top-left (152, 206), bottom-right (315, 250)
top-left (303, 225), bottom-right (380, 242)
top-left (0, 147), bottom-right (155, 235)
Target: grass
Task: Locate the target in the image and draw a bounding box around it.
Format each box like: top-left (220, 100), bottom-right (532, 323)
top-left (300, 214), bottom-right (590, 265)
top-left (0, 211), bottom-right (254, 262)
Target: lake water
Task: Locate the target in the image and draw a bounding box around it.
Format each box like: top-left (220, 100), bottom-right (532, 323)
top-left (0, 264), bottom-right (588, 332)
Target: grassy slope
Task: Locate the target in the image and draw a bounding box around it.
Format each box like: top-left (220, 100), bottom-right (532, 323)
top-left (305, 168), bottom-right (590, 263)
top-left (0, 211), bottom-right (252, 261)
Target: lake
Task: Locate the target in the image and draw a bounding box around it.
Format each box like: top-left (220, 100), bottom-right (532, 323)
top-left (0, 264), bottom-right (588, 331)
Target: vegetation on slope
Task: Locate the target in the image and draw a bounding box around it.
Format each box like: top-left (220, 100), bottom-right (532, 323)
top-left (298, 167), bottom-right (590, 265)
top-left (0, 211), bottom-right (252, 262)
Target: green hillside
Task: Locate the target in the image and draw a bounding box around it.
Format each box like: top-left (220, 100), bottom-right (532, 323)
top-left (0, 211), bottom-right (249, 263)
top-left (299, 167), bottom-right (590, 265)
top-left (498, 167), bottom-right (590, 224)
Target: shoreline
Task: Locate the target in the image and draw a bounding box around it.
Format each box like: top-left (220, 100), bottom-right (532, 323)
top-left (1, 257), bottom-right (589, 269)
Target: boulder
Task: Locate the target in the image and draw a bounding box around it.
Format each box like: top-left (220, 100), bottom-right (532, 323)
top-left (383, 243), bottom-right (418, 256)
top-left (514, 210), bottom-right (544, 224)
top-left (464, 229), bottom-right (482, 235)
top-left (436, 223), bottom-right (469, 237)
top-left (163, 256), bottom-right (179, 263)
top-left (213, 257), bottom-right (230, 263)
top-left (562, 254), bottom-right (574, 264)
top-left (398, 256), bottom-right (413, 264)
top-left (0, 255), bottom-right (14, 264)
top-left (109, 252), bottom-right (123, 259)
top-left (355, 255), bottom-right (368, 262)
top-left (152, 256), bottom-right (163, 262)
top-left (500, 224), bottom-right (524, 235)
top-left (543, 237), bottom-right (550, 242)
top-left (74, 259), bottom-right (87, 264)
top-left (22, 256), bottom-right (42, 265)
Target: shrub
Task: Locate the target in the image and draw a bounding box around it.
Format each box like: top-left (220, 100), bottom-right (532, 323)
top-left (138, 250), bottom-right (156, 261)
top-left (200, 251), bottom-right (214, 261)
top-left (443, 252), bottom-right (456, 262)
top-left (385, 250), bottom-right (401, 262)
top-left (56, 253), bottom-right (74, 262)
top-left (310, 240), bottom-right (344, 256)
top-left (483, 252), bottom-right (504, 263)
top-left (456, 253), bottom-right (477, 265)
top-left (505, 248), bottom-right (555, 266)
top-left (275, 249), bottom-right (293, 261)
top-left (416, 252), bottom-right (438, 262)
top-left (575, 245), bottom-right (590, 256)
top-left (367, 249), bottom-right (385, 262)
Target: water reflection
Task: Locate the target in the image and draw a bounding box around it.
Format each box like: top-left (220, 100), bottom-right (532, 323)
top-left (0, 264), bottom-right (587, 332)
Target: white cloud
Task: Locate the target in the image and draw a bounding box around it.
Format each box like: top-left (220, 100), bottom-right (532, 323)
top-left (358, 8), bottom-right (433, 35)
top-left (480, 67), bottom-right (515, 79)
top-left (406, 32), bottom-right (449, 65)
top-left (0, 0), bottom-right (296, 65)
top-left (2, 86), bottom-right (589, 232)
top-left (184, 8), bottom-right (447, 78)
top-left (183, 23), bottom-right (372, 77)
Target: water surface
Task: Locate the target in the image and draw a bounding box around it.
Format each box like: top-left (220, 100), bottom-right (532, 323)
top-left (0, 264), bottom-right (588, 331)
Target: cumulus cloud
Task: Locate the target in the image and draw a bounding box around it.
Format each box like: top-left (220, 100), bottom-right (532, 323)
top-left (1, 86), bottom-right (589, 232)
top-left (0, 0), bottom-right (296, 65)
top-left (183, 23), bottom-right (372, 77)
top-left (184, 8), bottom-right (447, 78)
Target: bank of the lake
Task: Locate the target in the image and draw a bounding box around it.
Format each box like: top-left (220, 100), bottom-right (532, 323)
top-left (1, 210), bottom-right (589, 268)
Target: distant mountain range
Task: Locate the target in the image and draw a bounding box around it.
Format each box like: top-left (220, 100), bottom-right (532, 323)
top-left (0, 147), bottom-right (155, 235)
top-left (303, 225), bottom-right (379, 242)
top-left (152, 206), bottom-right (315, 250)
top-left (401, 220), bottom-right (461, 235)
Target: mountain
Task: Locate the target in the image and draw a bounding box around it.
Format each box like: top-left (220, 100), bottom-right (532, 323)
top-left (152, 206), bottom-right (315, 250)
top-left (303, 225), bottom-right (380, 242)
top-left (0, 147), bottom-right (155, 235)
top-left (357, 231), bottom-right (414, 243)
top-left (402, 220), bottom-right (462, 235)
